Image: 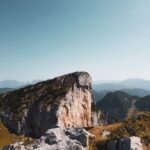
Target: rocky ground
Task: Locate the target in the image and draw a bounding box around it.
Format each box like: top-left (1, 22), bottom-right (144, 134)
top-left (88, 112), bottom-right (150, 150)
top-left (2, 127), bottom-right (95, 150)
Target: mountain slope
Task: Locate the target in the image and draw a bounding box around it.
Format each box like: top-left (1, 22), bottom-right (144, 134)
top-left (93, 90), bottom-right (110, 102)
top-left (135, 95), bottom-right (150, 111)
top-left (96, 91), bottom-right (135, 123)
top-left (96, 90), bottom-right (150, 123)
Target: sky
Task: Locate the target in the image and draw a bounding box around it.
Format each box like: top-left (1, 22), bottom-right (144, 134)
top-left (0, 0), bottom-right (150, 81)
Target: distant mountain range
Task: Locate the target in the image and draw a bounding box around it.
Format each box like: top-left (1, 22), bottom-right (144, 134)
top-left (1, 78), bottom-right (150, 99)
top-left (93, 88), bottom-right (150, 102)
top-left (1, 78), bottom-right (150, 90)
top-left (93, 78), bottom-right (150, 102)
top-left (0, 80), bottom-right (42, 89)
top-left (93, 78), bottom-right (150, 91)
top-left (0, 88), bottom-right (14, 94)
top-left (93, 79), bottom-right (150, 124)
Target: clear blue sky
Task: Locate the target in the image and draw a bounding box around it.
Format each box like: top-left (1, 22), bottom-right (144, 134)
top-left (0, 0), bottom-right (150, 81)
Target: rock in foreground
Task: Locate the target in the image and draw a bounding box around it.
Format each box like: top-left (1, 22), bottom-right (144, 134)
top-left (0, 72), bottom-right (96, 137)
top-left (108, 136), bottom-right (143, 150)
top-left (2, 128), bottom-right (94, 150)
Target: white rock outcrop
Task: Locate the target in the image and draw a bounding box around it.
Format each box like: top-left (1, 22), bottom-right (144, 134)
top-left (108, 136), bottom-right (143, 150)
top-left (2, 127), bottom-right (94, 150)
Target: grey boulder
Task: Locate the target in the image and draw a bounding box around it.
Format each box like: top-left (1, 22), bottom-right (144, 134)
top-left (108, 136), bottom-right (143, 150)
top-left (2, 127), bottom-right (94, 150)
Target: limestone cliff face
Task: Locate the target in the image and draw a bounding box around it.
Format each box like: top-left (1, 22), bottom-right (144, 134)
top-left (0, 72), bottom-right (96, 137)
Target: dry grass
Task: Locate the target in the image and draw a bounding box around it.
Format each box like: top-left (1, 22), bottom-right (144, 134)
top-left (0, 122), bottom-right (34, 148)
top-left (88, 123), bottom-right (121, 140)
top-left (109, 112), bottom-right (150, 149)
top-left (88, 123), bottom-right (121, 150)
top-left (88, 112), bottom-right (150, 150)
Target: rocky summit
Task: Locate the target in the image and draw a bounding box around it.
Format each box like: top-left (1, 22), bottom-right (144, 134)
top-left (0, 72), bottom-right (98, 138)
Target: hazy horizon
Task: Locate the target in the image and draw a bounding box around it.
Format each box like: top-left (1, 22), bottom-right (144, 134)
top-left (1, 77), bottom-right (150, 83)
top-left (1, 0), bottom-right (150, 81)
